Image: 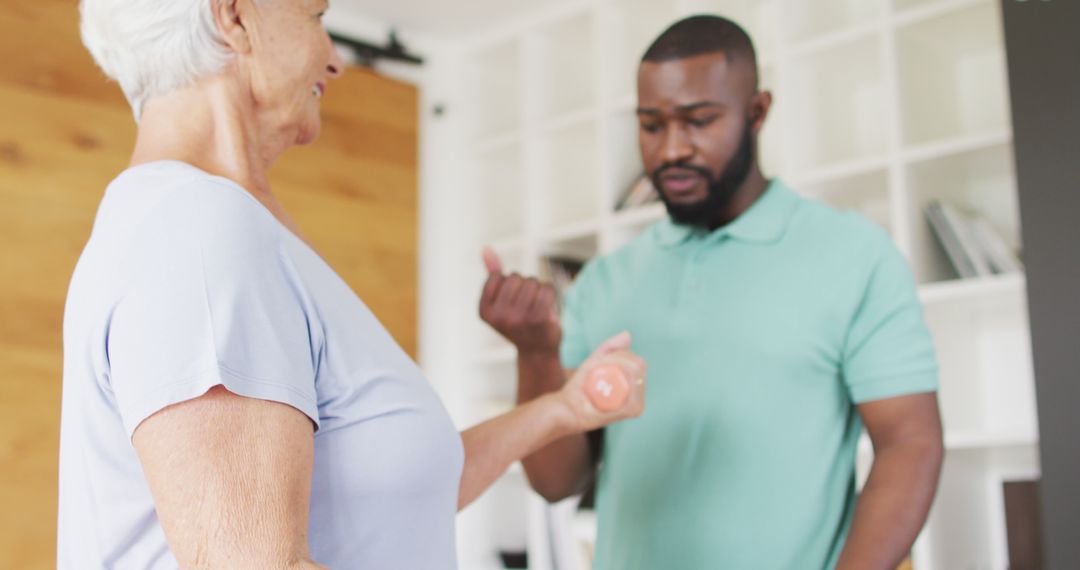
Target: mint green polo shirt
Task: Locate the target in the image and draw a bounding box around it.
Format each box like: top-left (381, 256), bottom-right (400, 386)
top-left (560, 180), bottom-right (938, 570)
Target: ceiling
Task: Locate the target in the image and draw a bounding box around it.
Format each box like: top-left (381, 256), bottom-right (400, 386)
top-left (332, 0), bottom-right (547, 41)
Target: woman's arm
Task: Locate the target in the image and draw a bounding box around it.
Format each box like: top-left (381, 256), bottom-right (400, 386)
top-left (458, 392), bottom-right (578, 510)
top-left (458, 332), bottom-right (645, 510)
top-left (132, 385), bottom-right (325, 569)
top-left (514, 352), bottom-right (598, 503)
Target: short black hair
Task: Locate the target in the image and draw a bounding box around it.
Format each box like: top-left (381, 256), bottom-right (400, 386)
top-left (641, 15), bottom-right (758, 77)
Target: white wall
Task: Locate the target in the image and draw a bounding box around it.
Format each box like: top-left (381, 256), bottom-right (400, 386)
top-left (325, 7), bottom-right (466, 400)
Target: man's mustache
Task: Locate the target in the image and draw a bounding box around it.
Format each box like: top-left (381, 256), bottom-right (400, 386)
top-left (652, 163), bottom-right (714, 183)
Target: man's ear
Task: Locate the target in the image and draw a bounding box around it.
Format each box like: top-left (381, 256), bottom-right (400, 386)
top-left (750, 90), bottom-right (773, 135)
top-left (214, 0), bottom-right (253, 54)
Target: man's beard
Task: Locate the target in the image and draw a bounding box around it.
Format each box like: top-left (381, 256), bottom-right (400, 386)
top-left (651, 120), bottom-right (756, 229)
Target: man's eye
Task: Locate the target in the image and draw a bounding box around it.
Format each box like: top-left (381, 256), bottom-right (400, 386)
top-left (688, 116), bottom-right (717, 128)
top-left (640, 122), bottom-right (662, 134)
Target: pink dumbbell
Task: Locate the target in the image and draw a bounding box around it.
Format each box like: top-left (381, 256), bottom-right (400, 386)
top-left (584, 364), bottom-right (630, 412)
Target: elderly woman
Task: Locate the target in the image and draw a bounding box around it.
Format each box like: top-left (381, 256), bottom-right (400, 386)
top-left (58, 0), bottom-right (646, 568)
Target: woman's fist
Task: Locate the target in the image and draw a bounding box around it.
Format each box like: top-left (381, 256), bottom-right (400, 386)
top-left (558, 331), bottom-right (647, 433)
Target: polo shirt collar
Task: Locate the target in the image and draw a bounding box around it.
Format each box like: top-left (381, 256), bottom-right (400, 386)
top-left (654, 179), bottom-right (799, 248)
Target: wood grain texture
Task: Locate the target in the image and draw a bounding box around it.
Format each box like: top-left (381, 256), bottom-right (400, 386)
top-left (0, 2), bottom-right (418, 567)
top-left (275, 67), bottom-right (420, 355)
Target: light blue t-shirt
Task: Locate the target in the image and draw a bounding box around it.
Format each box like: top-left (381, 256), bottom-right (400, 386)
top-left (58, 161), bottom-right (464, 569)
top-left (561, 180), bottom-right (938, 570)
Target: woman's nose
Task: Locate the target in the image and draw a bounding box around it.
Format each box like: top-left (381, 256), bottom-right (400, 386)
top-left (327, 39), bottom-right (345, 79)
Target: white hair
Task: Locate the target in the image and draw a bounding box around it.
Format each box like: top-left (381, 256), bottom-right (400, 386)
top-left (79, 0), bottom-right (238, 121)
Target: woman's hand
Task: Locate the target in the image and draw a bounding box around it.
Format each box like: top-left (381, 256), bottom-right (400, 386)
top-left (555, 331), bottom-right (647, 433)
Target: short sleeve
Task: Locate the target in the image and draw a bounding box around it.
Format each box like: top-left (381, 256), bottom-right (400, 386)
top-left (106, 185), bottom-right (322, 437)
top-left (842, 240), bottom-right (939, 404)
top-left (559, 262), bottom-right (595, 370)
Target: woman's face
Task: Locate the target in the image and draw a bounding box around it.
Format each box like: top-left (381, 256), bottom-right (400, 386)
top-left (241, 0), bottom-right (344, 146)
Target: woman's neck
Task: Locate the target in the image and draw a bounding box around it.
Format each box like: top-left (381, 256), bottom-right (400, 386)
top-left (130, 74), bottom-right (284, 201)
top-left (128, 74), bottom-right (308, 237)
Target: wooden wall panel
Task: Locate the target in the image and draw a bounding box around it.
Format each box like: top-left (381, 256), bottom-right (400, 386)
top-left (0, 2), bottom-right (419, 567)
top-left (275, 70), bottom-right (420, 352)
top-left (0, 0), bottom-right (126, 106)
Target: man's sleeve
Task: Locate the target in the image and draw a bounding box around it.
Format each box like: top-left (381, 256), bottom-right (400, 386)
top-left (842, 241), bottom-right (939, 403)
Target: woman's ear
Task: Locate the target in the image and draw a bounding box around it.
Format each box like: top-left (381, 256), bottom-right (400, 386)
top-left (214, 0), bottom-right (253, 54)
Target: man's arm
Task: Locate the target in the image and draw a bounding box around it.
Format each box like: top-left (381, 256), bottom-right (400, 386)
top-left (132, 386), bottom-right (325, 570)
top-left (835, 392), bottom-right (944, 570)
top-left (478, 248), bottom-right (601, 502)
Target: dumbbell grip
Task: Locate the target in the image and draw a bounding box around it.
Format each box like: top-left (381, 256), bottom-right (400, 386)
top-left (584, 364), bottom-right (630, 412)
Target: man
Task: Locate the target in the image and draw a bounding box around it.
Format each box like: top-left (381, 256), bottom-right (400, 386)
top-left (479, 15), bottom-right (943, 570)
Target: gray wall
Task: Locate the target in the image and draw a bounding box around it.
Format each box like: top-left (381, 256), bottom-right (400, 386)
top-left (1002, 0), bottom-right (1080, 567)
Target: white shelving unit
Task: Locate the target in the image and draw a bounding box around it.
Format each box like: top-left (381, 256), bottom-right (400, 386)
top-left (444, 0), bottom-right (1034, 568)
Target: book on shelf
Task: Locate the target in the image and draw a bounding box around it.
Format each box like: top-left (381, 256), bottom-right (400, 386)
top-left (969, 217), bottom-right (1024, 274)
top-left (925, 200), bottom-right (1024, 279)
top-left (615, 175), bottom-right (659, 211)
top-left (926, 202), bottom-right (977, 278)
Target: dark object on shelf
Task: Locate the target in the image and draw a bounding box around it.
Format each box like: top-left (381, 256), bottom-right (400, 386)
top-left (541, 256), bottom-right (586, 309)
top-left (498, 549), bottom-right (528, 569)
top-left (578, 428), bottom-right (604, 511)
top-left (1004, 479), bottom-right (1044, 570)
top-left (578, 478), bottom-right (597, 511)
top-left (329, 30), bottom-right (423, 68)
top-left (615, 175), bottom-right (660, 211)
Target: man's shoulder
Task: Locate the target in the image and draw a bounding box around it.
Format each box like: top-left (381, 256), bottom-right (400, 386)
top-left (787, 189), bottom-right (896, 258)
top-left (575, 222), bottom-right (663, 285)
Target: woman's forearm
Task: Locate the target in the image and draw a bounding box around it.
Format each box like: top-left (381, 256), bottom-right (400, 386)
top-left (457, 333), bottom-right (646, 510)
top-left (457, 393), bottom-right (576, 510)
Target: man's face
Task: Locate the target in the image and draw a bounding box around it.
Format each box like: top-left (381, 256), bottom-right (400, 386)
top-left (636, 52), bottom-right (766, 227)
